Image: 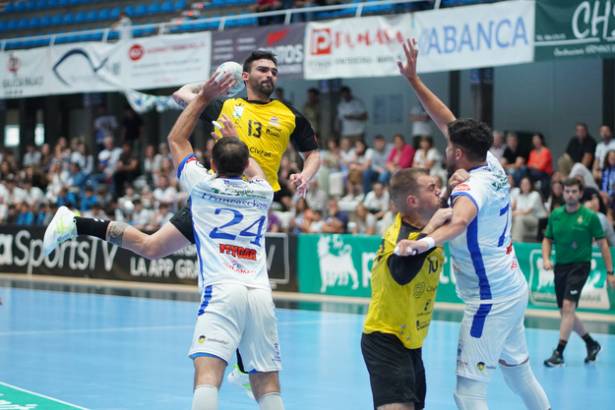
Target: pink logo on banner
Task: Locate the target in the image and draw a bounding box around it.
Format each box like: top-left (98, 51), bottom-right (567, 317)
top-left (128, 44), bottom-right (145, 61)
top-left (310, 28), bottom-right (332, 55)
top-left (309, 27), bottom-right (404, 55)
top-left (266, 28), bottom-right (290, 46)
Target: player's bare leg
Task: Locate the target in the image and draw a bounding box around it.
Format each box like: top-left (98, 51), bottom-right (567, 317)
top-left (250, 371), bottom-right (285, 410)
top-left (192, 356), bottom-right (226, 410)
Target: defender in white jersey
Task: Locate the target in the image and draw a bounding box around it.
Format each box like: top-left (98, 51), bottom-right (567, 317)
top-left (395, 38), bottom-right (550, 410)
top-left (168, 73), bottom-right (284, 410)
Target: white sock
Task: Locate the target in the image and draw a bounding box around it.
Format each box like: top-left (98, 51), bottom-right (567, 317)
top-left (258, 392), bottom-right (285, 410)
top-left (501, 361), bottom-right (551, 410)
top-left (192, 384), bottom-right (218, 410)
top-left (453, 376), bottom-right (489, 410)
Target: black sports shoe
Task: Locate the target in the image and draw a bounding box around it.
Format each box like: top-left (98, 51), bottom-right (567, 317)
top-left (585, 341), bottom-right (601, 363)
top-left (544, 350), bottom-right (564, 367)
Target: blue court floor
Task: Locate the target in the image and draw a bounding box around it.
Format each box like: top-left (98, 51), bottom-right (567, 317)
top-left (0, 283), bottom-right (613, 409)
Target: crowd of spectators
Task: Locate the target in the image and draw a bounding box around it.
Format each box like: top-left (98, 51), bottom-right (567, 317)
top-left (3, 88), bottom-right (615, 243)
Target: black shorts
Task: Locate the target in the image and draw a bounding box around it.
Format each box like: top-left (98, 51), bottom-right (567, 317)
top-left (169, 206), bottom-right (195, 244)
top-left (361, 332), bottom-right (426, 410)
top-left (554, 262), bottom-right (591, 308)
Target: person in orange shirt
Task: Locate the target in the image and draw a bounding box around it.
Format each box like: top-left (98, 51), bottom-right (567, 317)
top-left (526, 133), bottom-right (553, 197)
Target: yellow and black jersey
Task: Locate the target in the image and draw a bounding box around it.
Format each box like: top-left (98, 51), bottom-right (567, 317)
top-left (363, 214), bottom-right (444, 349)
top-left (201, 97), bottom-right (318, 192)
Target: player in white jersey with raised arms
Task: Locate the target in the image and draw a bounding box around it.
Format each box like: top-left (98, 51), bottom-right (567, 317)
top-left (168, 73), bottom-right (284, 410)
top-left (395, 39), bottom-right (550, 410)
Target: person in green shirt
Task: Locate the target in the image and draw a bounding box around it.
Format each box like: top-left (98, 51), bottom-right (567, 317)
top-left (542, 177), bottom-right (615, 367)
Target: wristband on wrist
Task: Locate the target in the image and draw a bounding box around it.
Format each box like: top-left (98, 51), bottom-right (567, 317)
top-left (607, 271), bottom-right (614, 276)
top-left (417, 236), bottom-right (436, 251)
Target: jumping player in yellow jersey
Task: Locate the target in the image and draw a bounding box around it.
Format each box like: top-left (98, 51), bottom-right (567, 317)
top-left (43, 49), bottom-right (319, 262)
top-left (362, 168), bottom-right (452, 410)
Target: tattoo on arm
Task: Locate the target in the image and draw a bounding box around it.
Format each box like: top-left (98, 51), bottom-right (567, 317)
top-left (106, 222), bottom-right (129, 247)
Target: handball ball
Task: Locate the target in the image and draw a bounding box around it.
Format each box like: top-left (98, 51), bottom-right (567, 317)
top-left (214, 61), bottom-right (245, 96)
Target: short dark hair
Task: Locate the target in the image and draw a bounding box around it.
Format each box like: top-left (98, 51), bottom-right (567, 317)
top-left (389, 168), bottom-right (428, 212)
top-left (243, 50), bottom-right (277, 73)
top-left (212, 137), bottom-right (249, 177)
top-left (448, 118), bottom-right (493, 162)
top-left (563, 177), bottom-right (583, 191)
top-left (308, 87), bottom-right (319, 95)
top-left (340, 86), bottom-right (351, 94)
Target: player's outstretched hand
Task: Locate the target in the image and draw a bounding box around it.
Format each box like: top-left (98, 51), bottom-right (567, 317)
top-left (394, 239), bottom-right (429, 256)
top-left (449, 169), bottom-right (470, 189)
top-left (290, 173), bottom-right (310, 197)
top-left (543, 258), bottom-right (553, 271)
top-left (397, 38), bottom-right (419, 82)
top-left (607, 274), bottom-right (615, 288)
top-left (211, 114), bottom-right (238, 140)
top-left (199, 73), bottom-right (235, 102)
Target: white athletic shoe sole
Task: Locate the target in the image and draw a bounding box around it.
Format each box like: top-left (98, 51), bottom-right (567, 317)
top-left (43, 206), bottom-right (77, 256)
top-left (227, 365), bottom-right (254, 400)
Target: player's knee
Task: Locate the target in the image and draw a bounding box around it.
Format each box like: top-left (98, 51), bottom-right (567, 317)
top-left (561, 299), bottom-right (576, 315)
top-left (193, 357), bottom-right (226, 388)
top-left (250, 371), bottom-right (280, 401)
top-left (453, 376), bottom-right (488, 410)
top-left (500, 361), bottom-right (550, 410)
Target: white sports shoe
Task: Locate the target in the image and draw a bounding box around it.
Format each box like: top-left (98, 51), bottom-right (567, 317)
top-left (43, 206), bottom-right (77, 256)
top-left (227, 364), bottom-right (254, 400)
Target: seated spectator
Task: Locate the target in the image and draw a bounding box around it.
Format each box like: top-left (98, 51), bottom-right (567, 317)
top-left (15, 202), bottom-right (34, 225)
top-left (80, 186), bottom-right (99, 213)
top-left (22, 144), bottom-right (41, 168)
top-left (267, 209), bottom-right (282, 233)
top-left (56, 186), bottom-right (78, 209)
top-left (339, 181), bottom-right (365, 212)
top-left (383, 133), bottom-right (414, 183)
top-left (583, 188), bottom-right (615, 246)
top-left (304, 179), bottom-right (327, 212)
top-left (364, 134), bottom-right (392, 187)
top-left (545, 179), bottom-right (564, 213)
top-left (297, 208), bottom-right (324, 233)
top-left (489, 130), bottom-right (506, 162)
top-left (35, 203), bottom-right (49, 226)
top-left (600, 150), bottom-right (615, 197)
top-left (153, 175), bottom-right (178, 210)
top-left (558, 122), bottom-right (596, 175)
top-left (570, 161), bottom-right (599, 190)
top-left (320, 139), bottom-right (344, 197)
top-left (322, 198), bottom-right (348, 233)
top-left (113, 142), bottom-right (140, 198)
top-left (130, 199), bottom-right (153, 231)
top-left (71, 141), bottom-right (94, 176)
top-left (349, 203), bottom-right (376, 235)
top-left (363, 182), bottom-right (389, 219)
top-left (511, 177), bottom-right (547, 242)
top-left (290, 198), bottom-right (310, 234)
top-left (67, 162), bottom-right (89, 192)
top-left (502, 132), bottom-right (528, 181)
top-left (348, 139), bottom-right (373, 194)
top-left (376, 201), bottom-right (396, 236)
top-left (413, 135), bottom-right (446, 182)
top-left (97, 136), bottom-right (122, 183)
top-left (593, 125), bottom-right (615, 180)
top-left (146, 203), bottom-right (174, 231)
top-left (525, 132), bottom-right (553, 195)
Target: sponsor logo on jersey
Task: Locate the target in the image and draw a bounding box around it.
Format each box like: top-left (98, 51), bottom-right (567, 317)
top-left (219, 244), bottom-right (257, 261)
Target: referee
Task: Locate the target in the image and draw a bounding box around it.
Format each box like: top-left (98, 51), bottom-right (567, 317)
top-left (542, 178), bottom-right (615, 367)
top-left (362, 168), bottom-right (451, 410)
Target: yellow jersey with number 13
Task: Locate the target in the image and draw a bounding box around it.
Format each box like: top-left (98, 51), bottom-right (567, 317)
top-left (202, 98), bottom-right (318, 192)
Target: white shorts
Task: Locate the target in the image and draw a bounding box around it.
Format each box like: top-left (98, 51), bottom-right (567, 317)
top-left (188, 282), bottom-right (282, 373)
top-left (456, 289), bottom-right (529, 382)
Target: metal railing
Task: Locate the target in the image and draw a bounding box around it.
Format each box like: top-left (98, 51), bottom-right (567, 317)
top-left (0, 0), bottom-right (435, 51)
